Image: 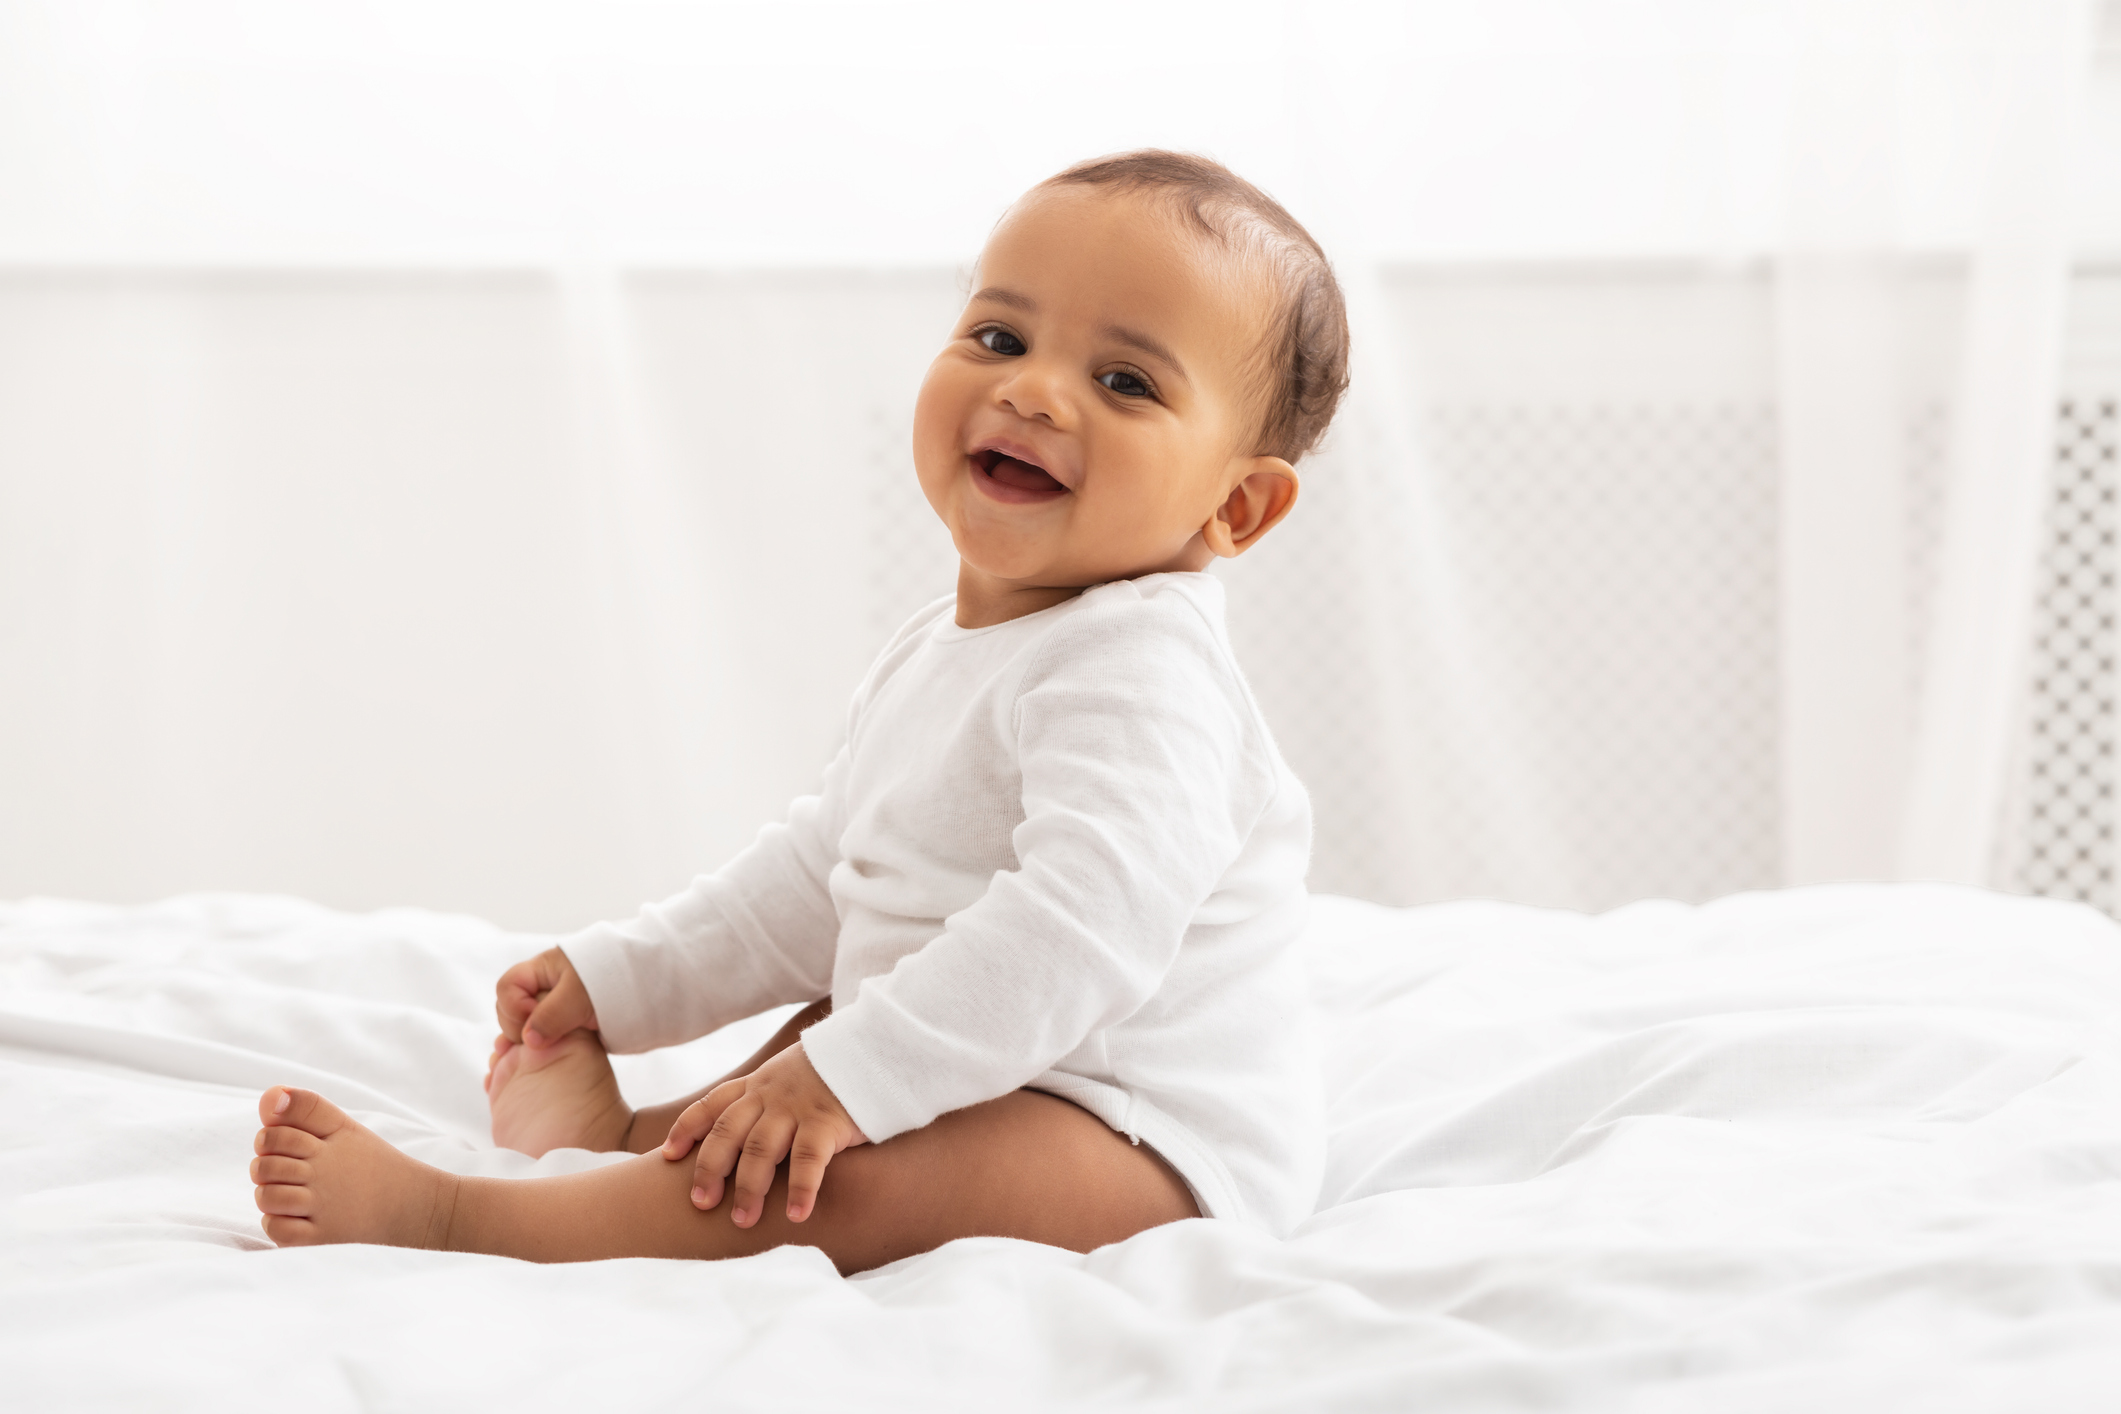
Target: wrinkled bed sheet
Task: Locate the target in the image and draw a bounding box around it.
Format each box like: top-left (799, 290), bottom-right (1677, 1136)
top-left (4, 885), bottom-right (2121, 1410)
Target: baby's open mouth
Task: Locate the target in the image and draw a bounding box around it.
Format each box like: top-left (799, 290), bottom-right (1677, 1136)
top-left (972, 447), bottom-right (1068, 501)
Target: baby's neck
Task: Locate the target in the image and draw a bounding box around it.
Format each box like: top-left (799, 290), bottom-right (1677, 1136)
top-left (951, 568), bottom-right (1086, 630)
top-left (952, 543), bottom-right (1214, 629)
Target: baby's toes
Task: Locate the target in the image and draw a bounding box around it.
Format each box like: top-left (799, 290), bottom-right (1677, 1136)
top-left (250, 1154), bottom-right (310, 1186)
top-left (485, 1035), bottom-right (512, 1090)
top-left (254, 1179), bottom-right (313, 1218)
top-left (260, 1086), bottom-right (352, 1140)
top-left (260, 1215), bottom-right (321, 1247)
top-left (254, 1125), bottom-right (321, 1159)
top-left (485, 1039), bottom-right (525, 1096)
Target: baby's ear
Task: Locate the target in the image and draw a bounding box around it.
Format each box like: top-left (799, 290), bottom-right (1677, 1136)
top-left (1202, 456), bottom-right (1300, 559)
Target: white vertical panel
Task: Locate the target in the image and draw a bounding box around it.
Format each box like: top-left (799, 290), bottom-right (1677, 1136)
top-left (1901, 0), bottom-right (2098, 882)
top-left (1776, 257), bottom-right (1908, 882)
top-left (1775, 0), bottom-right (1910, 884)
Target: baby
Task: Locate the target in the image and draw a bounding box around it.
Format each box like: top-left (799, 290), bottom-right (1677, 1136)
top-left (247, 150), bottom-right (1351, 1274)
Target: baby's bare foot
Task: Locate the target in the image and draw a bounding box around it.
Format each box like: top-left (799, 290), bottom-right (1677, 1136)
top-left (486, 1029), bottom-right (633, 1157)
top-left (250, 1087), bottom-right (459, 1249)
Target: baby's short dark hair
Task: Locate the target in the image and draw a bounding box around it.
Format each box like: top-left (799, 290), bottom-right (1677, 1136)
top-left (1039, 150), bottom-right (1351, 464)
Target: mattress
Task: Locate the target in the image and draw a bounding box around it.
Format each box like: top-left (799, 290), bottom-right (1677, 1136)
top-left (4, 884), bottom-right (2120, 1409)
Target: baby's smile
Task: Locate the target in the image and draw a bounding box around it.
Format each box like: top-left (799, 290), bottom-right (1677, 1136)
top-left (969, 441), bottom-right (1071, 503)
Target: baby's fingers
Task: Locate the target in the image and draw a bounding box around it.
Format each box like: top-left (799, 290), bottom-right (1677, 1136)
top-left (784, 1121), bottom-right (840, 1223)
top-left (493, 960), bottom-right (543, 1042)
top-left (688, 1091), bottom-right (763, 1212)
top-left (660, 1081), bottom-right (741, 1161)
top-left (520, 968), bottom-right (595, 1049)
top-left (728, 1112), bottom-right (797, 1229)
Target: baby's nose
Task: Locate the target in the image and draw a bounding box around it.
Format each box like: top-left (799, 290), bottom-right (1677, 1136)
top-left (995, 363), bottom-right (1071, 427)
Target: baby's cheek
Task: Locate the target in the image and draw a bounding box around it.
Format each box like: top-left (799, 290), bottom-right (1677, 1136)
top-left (911, 359), bottom-right (969, 460)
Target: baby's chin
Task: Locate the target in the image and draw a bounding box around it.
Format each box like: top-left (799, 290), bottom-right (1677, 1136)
top-left (947, 511), bottom-right (1072, 577)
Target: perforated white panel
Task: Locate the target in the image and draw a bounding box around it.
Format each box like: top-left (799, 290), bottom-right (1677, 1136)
top-left (1428, 405), bottom-right (1778, 908)
top-left (2015, 397), bottom-right (2120, 912)
top-left (1229, 403), bottom-right (1786, 911)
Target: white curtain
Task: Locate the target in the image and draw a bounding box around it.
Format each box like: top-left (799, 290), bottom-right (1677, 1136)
top-left (0, 1), bottom-right (2111, 927)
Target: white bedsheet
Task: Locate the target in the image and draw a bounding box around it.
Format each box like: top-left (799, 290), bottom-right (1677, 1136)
top-left (4, 885), bottom-right (2121, 1410)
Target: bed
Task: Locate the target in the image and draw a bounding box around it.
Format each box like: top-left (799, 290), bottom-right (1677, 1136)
top-left (4, 884), bottom-right (2120, 1409)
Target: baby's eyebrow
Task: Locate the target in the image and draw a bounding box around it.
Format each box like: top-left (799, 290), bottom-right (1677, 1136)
top-left (969, 286), bottom-right (1037, 312)
top-left (1101, 324), bottom-right (1189, 385)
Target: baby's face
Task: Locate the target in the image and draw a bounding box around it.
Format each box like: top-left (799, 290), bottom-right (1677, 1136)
top-left (914, 186), bottom-right (1283, 602)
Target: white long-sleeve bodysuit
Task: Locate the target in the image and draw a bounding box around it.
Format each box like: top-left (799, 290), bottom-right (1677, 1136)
top-left (561, 572), bottom-right (1323, 1235)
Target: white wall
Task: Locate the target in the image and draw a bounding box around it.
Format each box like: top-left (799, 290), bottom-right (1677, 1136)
top-left (8, 1), bottom-right (2119, 266)
top-left (0, 270), bottom-right (961, 928)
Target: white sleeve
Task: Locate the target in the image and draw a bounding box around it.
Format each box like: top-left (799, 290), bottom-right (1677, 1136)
top-left (799, 599), bottom-right (1276, 1142)
top-left (558, 742), bottom-right (848, 1054)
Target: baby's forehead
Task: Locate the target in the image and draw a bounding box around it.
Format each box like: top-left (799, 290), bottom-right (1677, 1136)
top-left (981, 185), bottom-right (1280, 352)
top-left (998, 183), bottom-right (1270, 282)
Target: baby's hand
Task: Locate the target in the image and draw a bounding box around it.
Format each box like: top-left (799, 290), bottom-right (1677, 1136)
top-left (661, 1042), bottom-right (866, 1226)
top-left (494, 946), bottom-right (598, 1049)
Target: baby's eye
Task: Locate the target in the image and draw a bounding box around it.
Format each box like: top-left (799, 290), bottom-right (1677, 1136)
top-left (1098, 369), bottom-right (1153, 399)
top-left (977, 327), bottom-right (1026, 356)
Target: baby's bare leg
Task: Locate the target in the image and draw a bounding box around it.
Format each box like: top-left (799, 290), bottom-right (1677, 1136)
top-left (458, 1089), bottom-right (1196, 1270)
top-left (256, 1084), bottom-right (1197, 1274)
